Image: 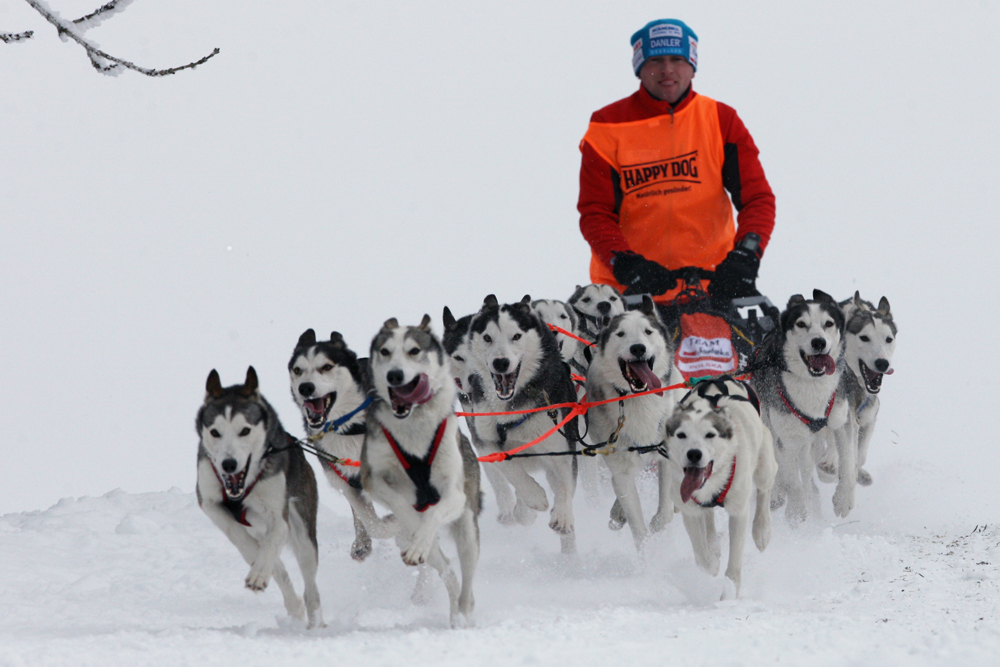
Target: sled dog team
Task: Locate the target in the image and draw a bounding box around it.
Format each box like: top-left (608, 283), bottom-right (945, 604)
top-left (195, 286), bottom-right (896, 627)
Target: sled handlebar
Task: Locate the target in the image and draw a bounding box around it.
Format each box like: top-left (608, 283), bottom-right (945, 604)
top-left (621, 266), bottom-right (714, 297)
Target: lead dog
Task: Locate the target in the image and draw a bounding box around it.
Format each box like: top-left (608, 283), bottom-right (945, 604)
top-left (288, 329), bottom-right (397, 560)
top-left (361, 315), bottom-right (481, 627)
top-left (196, 366), bottom-right (324, 628)
top-left (752, 290), bottom-right (852, 520)
top-left (663, 377), bottom-right (776, 597)
top-left (584, 296), bottom-right (680, 550)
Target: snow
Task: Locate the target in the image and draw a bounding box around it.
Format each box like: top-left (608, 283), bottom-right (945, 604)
top-left (1, 0), bottom-right (999, 664)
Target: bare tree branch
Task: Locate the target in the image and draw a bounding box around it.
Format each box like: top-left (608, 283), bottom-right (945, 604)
top-left (73, 0), bottom-right (136, 33)
top-left (1, 31), bottom-right (34, 43)
top-left (13, 0), bottom-right (218, 76)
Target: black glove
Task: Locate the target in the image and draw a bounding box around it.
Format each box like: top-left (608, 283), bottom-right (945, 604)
top-left (709, 244), bottom-right (761, 299)
top-left (611, 252), bottom-right (677, 295)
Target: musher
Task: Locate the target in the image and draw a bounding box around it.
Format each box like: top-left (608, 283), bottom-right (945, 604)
top-left (578, 19), bottom-right (776, 303)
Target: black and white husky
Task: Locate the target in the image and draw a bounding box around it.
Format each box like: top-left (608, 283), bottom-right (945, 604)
top-left (663, 377), bottom-right (777, 597)
top-left (288, 329), bottom-right (396, 560)
top-left (816, 293), bottom-right (897, 487)
top-left (196, 367), bottom-right (324, 628)
top-left (752, 290), bottom-right (852, 521)
top-left (566, 284), bottom-right (625, 378)
top-left (465, 295), bottom-right (581, 554)
top-left (443, 306), bottom-right (517, 525)
top-left (361, 315), bottom-right (481, 628)
top-left (584, 296), bottom-right (680, 550)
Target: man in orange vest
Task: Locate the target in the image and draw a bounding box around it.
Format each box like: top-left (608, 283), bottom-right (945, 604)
top-left (578, 19), bottom-right (775, 303)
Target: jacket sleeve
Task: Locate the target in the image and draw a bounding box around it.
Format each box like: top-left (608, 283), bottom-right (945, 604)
top-left (578, 137), bottom-right (631, 268)
top-left (717, 102), bottom-right (776, 255)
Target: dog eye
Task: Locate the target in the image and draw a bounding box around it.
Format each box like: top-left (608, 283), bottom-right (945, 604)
top-left (859, 335), bottom-right (870, 342)
top-left (676, 432), bottom-right (687, 439)
top-left (321, 364), bottom-right (334, 372)
top-left (453, 354), bottom-right (465, 362)
top-left (610, 296), bottom-right (618, 301)
top-left (560, 314), bottom-right (568, 319)
top-left (408, 348), bottom-right (420, 356)
top-left (292, 368), bottom-right (303, 376)
top-left (582, 297), bottom-right (592, 303)
top-left (512, 333), bottom-right (521, 341)
top-left (379, 348), bottom-right (391, 357)
top-left (239, 427), bottom-right (251, 437)
top-left (616, 331), bottom-right (625, 337)
top-left (209, 428), bottom-right (221, 438)
top-left (796, 321), bottom-right (807, 329)
top-left (483, 334), bottom-right (492, 344)
top-left (823, 321), bottom-right (834, 328)
top-left (706, 432), bottom-right (716, 439)
top-left (644, 329), bottom-right (652, 335)
top-left (886, 337), bottom-right (893, 343)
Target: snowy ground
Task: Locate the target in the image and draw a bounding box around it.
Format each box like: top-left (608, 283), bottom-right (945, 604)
top-left (2, 467), bottom-right (997, 667)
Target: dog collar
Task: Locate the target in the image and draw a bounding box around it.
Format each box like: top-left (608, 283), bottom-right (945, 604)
top-left (321, 395), bottom-right (372, 435)
top-left (695, 456), bottom-right (736, 509)
top-left (777, 376), bottom-right (835, 433)
top-left (496, 412), bottom-right (532, 446)
top-left (381, 418), bottom-right (449, 512)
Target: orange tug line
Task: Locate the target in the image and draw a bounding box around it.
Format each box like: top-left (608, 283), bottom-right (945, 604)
top-left (334, 323), bottom-right (749, 466)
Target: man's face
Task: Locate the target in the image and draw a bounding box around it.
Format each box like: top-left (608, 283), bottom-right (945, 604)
top-left (639, 55), bottom-right (695, 104)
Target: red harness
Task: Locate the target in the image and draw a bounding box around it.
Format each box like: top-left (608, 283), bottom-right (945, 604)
top-left (381, 418), bottom-right (449, 512)
top-left (778, 379), bottom-right (836, 434)
top-left (211, 461), bottom-right (266, 527)
top-left (695, 456), bottom-right (736, 509)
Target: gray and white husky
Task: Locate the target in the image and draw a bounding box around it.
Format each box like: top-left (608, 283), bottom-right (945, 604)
top-left (530, 298), bottom-right (581, 366)
top-left (584, 296), bottom-right (681, 550)
top-left (752, 290), bottom-right (853, 521)
top-left (816, 293), bottom-right (896, 487)
top-left (566, 284), bottom-right (626, 378)
top-left (465, 295), bottom-right (581, 554)
top-left (443, 306), bottom-right (517, 526)
top-left (361, 315), bottom-right (481, 628)
top-left (663, 377), bottom-right (777, 597)
top-left (289, 329), bottom-right (396, 560)
top-left (196, 366), bottom-right (324, 628)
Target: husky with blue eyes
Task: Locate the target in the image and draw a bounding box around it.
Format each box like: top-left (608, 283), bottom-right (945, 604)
top-left (196, 366), bottom-right (323, 628)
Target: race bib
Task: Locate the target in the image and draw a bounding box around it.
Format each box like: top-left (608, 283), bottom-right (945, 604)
top-left (675, 312), bottom-right (737, 379)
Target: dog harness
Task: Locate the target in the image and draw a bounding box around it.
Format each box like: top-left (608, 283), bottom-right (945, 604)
top-left (381, 419), bottom-right (449, 512)
top-left (777, 376), bottom-right (836, 433)
top-left (682, 375), bottom-right (761, 415)
top-left (326, 461), bottom-right (363, 490)
top-left (496, 412), bottom-right (533, 446)
top-left (693, 456), bottom-right (736, 509)
top-left (320, 395), bottom-right (372, 436)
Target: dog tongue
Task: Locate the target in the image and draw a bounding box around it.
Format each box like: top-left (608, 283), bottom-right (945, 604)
top-left (680, 462), bottom-right (713, 504)
top-left (811, 354), bottom-right (836, 375)
top-left (628, 361), bottom-right (661, 390)
top-left (304, 398), bottom-right (324, 415)
top-left (393, 373), bottom-right (434, 405)
top-left (885, 368), bottom-right (894, 375)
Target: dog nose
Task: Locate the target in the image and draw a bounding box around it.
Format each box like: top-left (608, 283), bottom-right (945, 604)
top-left (597, 301), bottom-right (611, 314)
top-left (298, 382), bottom-right (315, 397)
top-left (874, 358), bottom-right (889, 373)
top-left (811, 337), bottom-right (826, 352)
top-left (221, 458), bottom-right (238, 474)
top-left (687, 449), bottom-right (702, 464)
top-left (386, 369), bottom-right (404, 386)
top-left (493, 358), bottom-right (510, 373)
top-left (630, 343), bottom-right (646, 359)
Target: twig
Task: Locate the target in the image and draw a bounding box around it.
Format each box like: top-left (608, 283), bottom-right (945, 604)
top-left (1, 31), bottom-right (34, 43)
top-left (73, 0), bottom-right (136, 32)
top-left (20, 0), bottom-right (218, 76)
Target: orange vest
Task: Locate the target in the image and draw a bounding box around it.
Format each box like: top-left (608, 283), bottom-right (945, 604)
top-left (582, 93), bottom-right (735, 300)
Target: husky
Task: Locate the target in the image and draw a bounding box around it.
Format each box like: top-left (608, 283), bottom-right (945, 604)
top-left (465, 295), bottom-right (581, 554)
top-left (361, 315), bottom-right (481, 628)
top-left (530, 298), bottom-right (581, 366)
top-left (751, 290), bottom-right (853, 521)
top-left (443, 306), bottom-right (517, 525)
top-left (584, 296), bottom-right (681, 550)
top-left (566, 284), bottom-right (626, 378)
top-left (816, 293), bottom-right (896, 487)
top-left (288, 329), bottom-right (397, 560)
top-left (663, 377), bottom-right (777, 597)
top-left (196, 366), bottom-right (324, 628)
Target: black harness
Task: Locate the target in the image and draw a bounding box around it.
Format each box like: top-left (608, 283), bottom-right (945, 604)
top-left (381, 419), bottom-right (449, 512)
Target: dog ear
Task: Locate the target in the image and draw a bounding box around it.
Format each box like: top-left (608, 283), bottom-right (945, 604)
top-left (483, 294), bottom-right (499, 309)
top-left (329, 331), bottom-right (346, 349)
top-left (813, 289), bottom-right (835, 304)
top-left (786, 294), bottom-right (805, 308)
top-left (640, 294), bottom-right (656, 317)
top-left (443, 306), bottom-right (457, 330)
top-left (418, 314), bottom-right (432, 331)
top-left (206, 369), bottom-right (224, 398)
top-left (383, 317), bottom-right (399, 330)
top-left (242, 366), bottom-right (259, 396)
top-left (520, 294), bottom-right (532, 305)
top-left (853, 291), bottom-right (863, 308)
top-left (297, 329), bottom-right (316, 347)
top-left (877, 296), bottom-right (891, 316)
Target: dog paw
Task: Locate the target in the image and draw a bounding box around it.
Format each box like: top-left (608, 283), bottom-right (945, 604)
top-left (520, 489), bottom-right (549, 513)
top-left (608, 500), bottom-right (626, 531)
top-left (649, 509), bottom-right (673, 533)
top-left (549, 510), bottom-right (574, 535)
top-left (351, 537), bottom-right (373, 562)
top-left (411, 567), bottom-right (433, 605)
top-left (857, 468), bottom-right (872, 486)
top-left (752, 518), bottom-right (772, 552)
top-left (245, 565), bottom-right (272, 592)
top-left (832, 485), bottom-right (855, 518)
top-left (285, 596), bottom-right (306, 621)
top-left (816, 461), bottom-right (837, 484)
top-left (770, 492), bottom-right (786, 511)
top-left (401, 533), bottom-right (435, 566)
top-left (496, 511), bottom-right (517, 526)
top-left (513, 500), bottom-right (538, 526)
